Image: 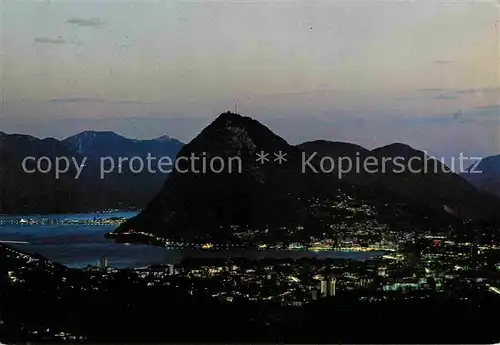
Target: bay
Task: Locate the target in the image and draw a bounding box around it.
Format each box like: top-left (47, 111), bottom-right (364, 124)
top-left (0, 212), bottom-right (384, 268)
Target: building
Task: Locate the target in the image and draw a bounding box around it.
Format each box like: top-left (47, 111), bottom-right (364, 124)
top-left (329, 278), bottom-right (336, 296)
top-left (320, 276), bottom-right (336, 297)
top-left (359, 278), bottom-right (373, 288)
top-left (311, 290), bottom-right (318, 300)
top-left (320, 280), bottom-right (328, 297)
top-left (378, 266), bottom-right (387, 277)
top-left (99, 255), bottom-right (108, 269)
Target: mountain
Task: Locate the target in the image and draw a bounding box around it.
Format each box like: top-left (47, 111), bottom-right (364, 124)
top-left (0, 131), bottom-right (184, 214)
top-left (63, 131), bottom-right (184, 206)
top-left (297, 140), bottom-right (372, 185)
top-left (368, 143), bottom-right (498, 220)
top-left (462, 154), bottom-right (500, 198)
top-left (300, 140), bottom-right (500, 223)
top-left (111, 112), bottom-right (500, 244)
top-left (63, 131), bottom-right (183, 160)
top-left (113, 112), bottom-right (314, 243)
top-left (0, 132), bottom-right (110, 213)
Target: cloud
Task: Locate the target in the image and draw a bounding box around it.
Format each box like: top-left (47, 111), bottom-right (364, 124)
top-left (455, 88), bottom-right (478, 94)
top-left (48, 97), bottom-right (105, 103)
top-left (392, 105), bottom-right (499, 126)
top-left (455, 87), bottom-right (500, 95)
top-left (434, 95), bottom-right (456, 100)
top-left (475, 104), bottom-right (500, 111)
top-left (411, 87), bottom-right (499, 101)
top-left (416, 88), bottom-right (444, 93)
top-left (47, 98), bottom-right (147, 104)
top-left (34, 37), bottom-right (66, 44)
top-left (416, 87), bottom-right (499, 95)
top-left (113, 100), bottom-right (146, 104)
top-left (65, 18), bottom-right (103, 27)
top-left (435, 60), bottom-right (452, 64)
top-left (397, 116), bottom-right (454, 125)
top-left (412, 88), bottom-right (456, 100)
top-left (446, 107), bottom-right (499, 123)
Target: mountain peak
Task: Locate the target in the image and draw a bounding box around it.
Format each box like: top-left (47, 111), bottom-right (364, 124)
top-left (211, 111), bottom-right (256, 127)
top-left (207, 112), bottom-right (275, 135)
top-left (114, 112), bottom-right (306, 241)
top-left (74, 130), bottom-right (124, 138)
top-left (371, 142), bottom-right (422, 157)
top-left (154, 135), bottom-right (173, 142)
top-left (373, 142), bottom-right (415, 151)
top-left (182, 112), bottom-right (291, 158)
top-left (217, 111), bottom-right (243, 120)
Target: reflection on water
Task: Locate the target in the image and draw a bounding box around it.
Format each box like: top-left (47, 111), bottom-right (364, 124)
top-left (0, 211), bottom-right (138, 222)
top-left (0, 212), bottom-right (384, 268)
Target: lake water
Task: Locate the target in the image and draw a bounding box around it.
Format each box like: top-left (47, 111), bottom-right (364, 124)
top-left (0, 212), bottom-right (384, 268)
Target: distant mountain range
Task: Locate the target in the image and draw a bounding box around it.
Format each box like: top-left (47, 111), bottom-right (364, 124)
top-left (111, 112), bottom-right (500, 244)
top-left (63, 131), bottom-right (182, 161)
top-left (0, 131), bottom-right (183, 214)
top-left (63, 131), bottom-right (183, 208)
top-left (462, 155), bottom-right (500, 199)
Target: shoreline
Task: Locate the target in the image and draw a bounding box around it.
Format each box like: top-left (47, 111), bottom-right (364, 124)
top-left (0, 209), bottom-right (139, 217)
top-left (105, 231), bottom-right (393, 253)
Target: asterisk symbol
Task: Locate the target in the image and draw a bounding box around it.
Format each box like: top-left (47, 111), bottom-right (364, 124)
top-left (256, 151), bottom-right (270, 164)
top-left (274, 151), bottom-right (287, 164)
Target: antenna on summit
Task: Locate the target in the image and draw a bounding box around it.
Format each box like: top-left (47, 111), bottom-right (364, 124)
top-left (234, 101), bottom-right (238, 114)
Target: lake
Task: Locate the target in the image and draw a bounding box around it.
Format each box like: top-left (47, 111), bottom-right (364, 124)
top-left (0, 212), bottom-right (384, 268)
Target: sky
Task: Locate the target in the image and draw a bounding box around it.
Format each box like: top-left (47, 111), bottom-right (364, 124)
top-left (1, 0), bottom-right (499, 159)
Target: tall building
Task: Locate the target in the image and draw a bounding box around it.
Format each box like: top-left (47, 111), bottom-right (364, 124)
top-left (99, 255), bottom-right (107, 270)
top-left (329, 277), bottom-right (336, 296)
top-left (320, 276), bottom-right (336, 297)
top-left (320, 280), bottom-right (328, 297)
top-left (358, 278), bottom-right (374, 289)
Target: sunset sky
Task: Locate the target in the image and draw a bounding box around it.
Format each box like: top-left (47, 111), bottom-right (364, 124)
top-left (2, 0), bottom-right (499, 159)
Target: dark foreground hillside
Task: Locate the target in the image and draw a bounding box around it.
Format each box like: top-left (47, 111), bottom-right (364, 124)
top-left (1, 244), bottom-right (499, 343)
